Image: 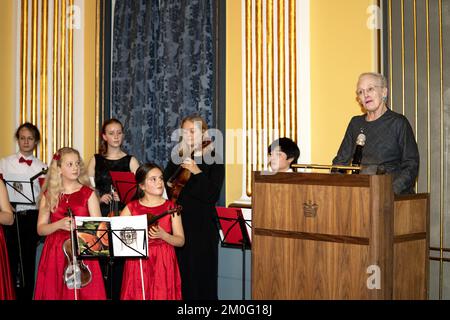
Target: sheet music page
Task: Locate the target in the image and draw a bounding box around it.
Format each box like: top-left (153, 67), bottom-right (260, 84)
top-left (110, 215), bottom-right (148, 257)
top-left (2, 173), bottom-right (37, 204)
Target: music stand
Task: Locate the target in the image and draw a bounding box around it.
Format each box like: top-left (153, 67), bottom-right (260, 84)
top-left (74, 215), bottom-right (147, 299)
top-left (74, 216), bottom-right (148, 258)
top-left (216, 207), bottom-right (251, 300)
top-left (2, 174), bottom-right (38, 205)
top-left (109, 171), bottom-right (137, 204)
top-left (1, 170), bottom-right (46, 288)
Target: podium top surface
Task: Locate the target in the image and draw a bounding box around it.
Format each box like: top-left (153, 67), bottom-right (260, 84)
top-left (253, 171), bottom-right (376, 187)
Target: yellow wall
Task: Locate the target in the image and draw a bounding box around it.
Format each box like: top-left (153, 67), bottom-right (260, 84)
top-left (225, 0), bottom-right (377, 204)
top-left (310, 0), bottom-right (377, 164)
top-left (0, 0), bottom-right (16, 157)
top-left (225, 0), bottom-right (244, 205)
top-left (0, 0), bottom-right (98, 161)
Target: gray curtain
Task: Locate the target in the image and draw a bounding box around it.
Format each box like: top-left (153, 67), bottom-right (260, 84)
top-left (111, 0), bottom-right (216, 166)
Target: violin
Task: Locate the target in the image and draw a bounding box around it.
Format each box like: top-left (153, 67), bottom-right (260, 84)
top-left (147, 205), bottom-right (182, 228)
top-left (62, 207), bottom-right (92, 294)
top-left (107, 185), bottom-right (120, 217)
top-left (96, 186), bottom-right (120, 248)
top-left (167, 140), bottom-right (212, 203)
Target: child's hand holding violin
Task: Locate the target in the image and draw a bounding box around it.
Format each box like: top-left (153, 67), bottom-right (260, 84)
top-left (148, 224), bottom-right (168, 241)
top-left (58, 216), bottom-right (73, 232)
top-left (100, 192), bottom-right (120, 204)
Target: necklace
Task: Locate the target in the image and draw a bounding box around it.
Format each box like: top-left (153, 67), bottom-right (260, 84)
top-left (61, 193), bottom-right (71, 204)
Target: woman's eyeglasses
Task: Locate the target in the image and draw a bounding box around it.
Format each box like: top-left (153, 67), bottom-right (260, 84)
top-left (356, 85), bottom-right (381, 97)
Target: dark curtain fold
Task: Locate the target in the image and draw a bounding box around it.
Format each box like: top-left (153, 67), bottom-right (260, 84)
top-left (111, 0), bottom-right (216, 166)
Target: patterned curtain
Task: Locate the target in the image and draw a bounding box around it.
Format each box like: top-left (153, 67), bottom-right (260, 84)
top-left (111, 0), bottom-right (215, 166)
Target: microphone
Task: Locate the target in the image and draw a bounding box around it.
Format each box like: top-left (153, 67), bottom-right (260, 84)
top-left (351, 133), bottom-right (366, 173)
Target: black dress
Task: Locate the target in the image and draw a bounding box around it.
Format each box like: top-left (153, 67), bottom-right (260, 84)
top-left (93, 153), bottom-right (132, 300)
top-left (164, 155), bottom-right (225, 300)
top-left (94, 154), bottom-right (132, 216)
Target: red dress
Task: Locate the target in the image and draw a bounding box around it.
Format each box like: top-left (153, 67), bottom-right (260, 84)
top-left (121, 200), bottom-right (182, 300)
top-left (0, 225), bottom-right (15, 300)
top-left (34, 186), bottom-right (106, 300)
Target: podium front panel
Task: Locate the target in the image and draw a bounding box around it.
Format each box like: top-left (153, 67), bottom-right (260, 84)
top-left (252, 172), bottom-right (396, 300)
top-left (251, 172), bottom-right (429, 300)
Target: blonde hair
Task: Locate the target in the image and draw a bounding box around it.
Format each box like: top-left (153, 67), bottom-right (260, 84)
top-left (40, 147), bottom-right (91, 212)
top-left (180, 115), bottom-right (208, 132)
top-left (178, 115), bottom-right (211, 157)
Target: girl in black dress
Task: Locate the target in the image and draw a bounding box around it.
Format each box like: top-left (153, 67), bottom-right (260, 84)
top-left (164, 115), bottom-right (224, 300)
top-left (87, 118), bottom-right (139, 215)
top-left (87, 118), bottom-right (140, 300)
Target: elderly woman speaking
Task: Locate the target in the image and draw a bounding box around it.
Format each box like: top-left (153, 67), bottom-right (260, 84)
top-left (332, 72), bottom-right (419, 195)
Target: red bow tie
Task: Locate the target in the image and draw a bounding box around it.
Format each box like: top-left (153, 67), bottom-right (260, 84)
top-left (19, 157), bottom-right (33, 166)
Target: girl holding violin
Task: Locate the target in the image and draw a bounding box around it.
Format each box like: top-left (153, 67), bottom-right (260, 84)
top-left (163, 115), bottom-right (225, 300)
top-left (87, 118), bottom-right (139, 300)
top-left (34, 147), bottom-right (106, 300)
top-left (120, 163), bottom-right (184, 300)
top-left (0, 179), bottom-right (15, 300)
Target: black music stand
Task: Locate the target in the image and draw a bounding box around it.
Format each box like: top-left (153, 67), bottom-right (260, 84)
top-left (74, 216), bottom-right (147, 299)
top-left (1, 170), bottom-right (46, 289)
top-left (109, 171), bottom-right (137, 205)
top-left (216, 207), bottom-right (251, 300)
top-left (2, 175), bottom-right (38, 205)
top-left (74, 222), bottom-right (148, 258)
top-left (107, 171), bottom-right (137, 298)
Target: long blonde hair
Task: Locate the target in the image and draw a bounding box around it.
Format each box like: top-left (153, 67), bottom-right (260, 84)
top-left (178, 115), bottom-right (210, 157)
top-left (40, 147), bottom-right (91, 212)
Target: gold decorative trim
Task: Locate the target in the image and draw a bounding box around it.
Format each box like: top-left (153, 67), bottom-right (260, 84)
top-left (245, 0), bottom-right (299, 196)
top-left (40, 0), bottom-right (49, 162)
top-left (377, 0), bottom-right (381, 73)
top-left (266, 0), bottom-right (274, 149)
top-left (60, 0), bottom-right (66, 148)
top-left (52, 0), bottom-right (59, 152)
top-left (101, 0), bottom-right (106, 136)
top-left (277, 0), bottom-right (285, 137)
top-left (68, 0), bottom-right (74, 147)
top-left (256, 0), bottom-right (263, 171)
top-left (31, 0), bottom-right (38, 125)
top-left (20, 0), bottom-right (28, 124)
top-left (246, 0), bottom-right (252, 196)
top-left (289, 0), bottom-right (297, 142)
top-left (95, 0), bottom-right (101, 154)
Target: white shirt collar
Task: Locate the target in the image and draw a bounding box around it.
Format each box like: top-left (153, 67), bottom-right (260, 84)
top-left (17, 152), bottom-right (35, 160)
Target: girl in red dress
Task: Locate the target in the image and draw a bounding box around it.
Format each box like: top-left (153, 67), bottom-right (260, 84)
top-left (34, 147), bottom-right (106, 300)
top-left (0, 179), bottom-right (15, 300)
top-left (120, 163), bottom-right (184, 300)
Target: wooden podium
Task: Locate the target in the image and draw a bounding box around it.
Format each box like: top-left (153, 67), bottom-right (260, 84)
top-left (251, 172), bottom-right (429, 300)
